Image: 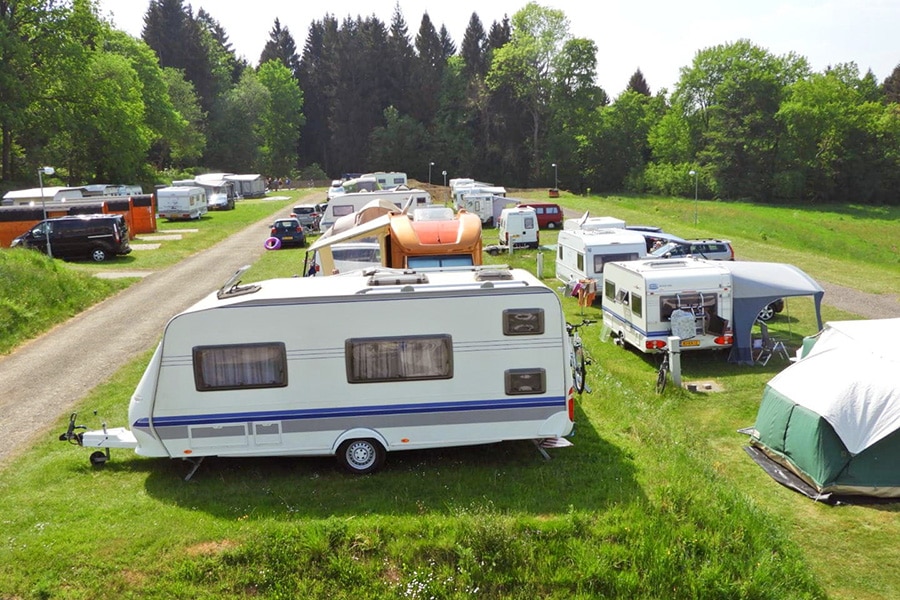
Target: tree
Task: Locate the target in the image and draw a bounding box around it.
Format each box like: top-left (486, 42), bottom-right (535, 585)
top-left (257, 59), bottom-right (304, 177)
top-left (259, 18), bottom-right (301, 79)
top-left (627, 69), bottom-right (651, 96)
top-left (413, 13), bottom-right (444, 124)
top-left (884, 63), bottom-right (900, 104)
top-left (158, 67), bottom-right (206, 166)
top-left (486, 2), bottom-right (570, 182)
top-left (297, 17), bottom-right (338, 173)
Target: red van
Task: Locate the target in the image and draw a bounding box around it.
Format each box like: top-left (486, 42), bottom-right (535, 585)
top-left (516, 202), bottom-right (564, 229)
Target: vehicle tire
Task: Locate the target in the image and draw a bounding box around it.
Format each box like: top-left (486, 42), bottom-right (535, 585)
top-left (89, 451), bottom-right (107, 466)
top-left (573, 347), bottom-right (586, 394)
top-left (264, 237), bottom-right (282, 251)
top-left (757, 304), bottom-right (776, 321)
top-left (547, 221), bottom-right (557, 229)
top-left (90, 247), bottom-right (108, 262)
top-left (337, 438), bottom-right (385, 474)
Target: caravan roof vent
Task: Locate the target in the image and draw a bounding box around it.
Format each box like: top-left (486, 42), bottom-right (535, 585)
top-left (474, 269), bottom-right (513, 282)
top-left (366, 272), bottom-right (430, 287)
top-left (217, 264), bottom-right (261, 299)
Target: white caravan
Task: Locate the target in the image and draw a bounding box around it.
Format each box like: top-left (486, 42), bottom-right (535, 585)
top-left (366, 171), bottom-right (407, 189)
top-left (319, 189), bottom-right (431, 230)
top-left (555, 228), bottom-right (647, 286)
top-left (156, 186), bottom-right (207, 220)
top-left (563, 214), bottom-right (626, 231)
top-left (62, 266), bottom-right (576, 476)
top-left (601, 258), bottom-right (734, 354)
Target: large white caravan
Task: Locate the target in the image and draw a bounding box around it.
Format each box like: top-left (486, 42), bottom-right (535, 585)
top-left (319, 188), bottom-right (432, 230)
top-left (555, 228), bottom-right (647, 286)
top-left (601, 258), bottom-right (734, 354)
top-left (156, 186), bottom-right (207, 220)
top-left (63, 266), bottom-right (576, 476)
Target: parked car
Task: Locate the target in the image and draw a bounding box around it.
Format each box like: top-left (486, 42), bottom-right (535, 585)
top-left (515, 202), bottom-right (564, 229)
top-left (757, 298), bottom-right (785, 321)
top-left (290, 204), bottom-right (322, 232)
top-left (269, 217), bottom-right (307, 248)
top-left (10, 214), bottom-right (131, 262)
top-left (649, 238), bottom-right (735, 261)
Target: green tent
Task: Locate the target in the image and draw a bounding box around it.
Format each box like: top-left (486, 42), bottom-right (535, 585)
top-left (745, 319), bottom-right (900, 501)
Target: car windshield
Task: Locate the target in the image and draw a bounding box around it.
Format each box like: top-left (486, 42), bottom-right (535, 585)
top-left (275, 221), bottom-right (298, 230)
top-left (650, 242), bottom-right (687, 257)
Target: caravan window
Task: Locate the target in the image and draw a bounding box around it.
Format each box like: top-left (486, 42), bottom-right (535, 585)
top-left (407, 255), bottom-right (474, 268)
top-left (193, 343), bottom-right (287, 391)
top-left (346, 335), bottom-right (453, 383)
top-left (604, 280), bottom-right (616, 301)
top-left (631, 293), bottom-right (643, 317)
top-left (577, 252), bottom-right (584, 272)
top-left (659, 293), bottom-right (716, 321)
top-left (332, 204), bottom-right (354, 217)
top-left (592, 252), bottom-right (640, 274)
top-left (504, 368), bottom-right (546, 395)
top-left (503, 308), bottom-right (544, 335)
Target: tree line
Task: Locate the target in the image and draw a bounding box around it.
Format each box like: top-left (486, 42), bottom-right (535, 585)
top-left (2, 0), bottom-right (898, 205)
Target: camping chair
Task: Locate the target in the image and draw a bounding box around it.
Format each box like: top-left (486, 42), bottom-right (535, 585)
top-left (753, 320), bottom-right (789, 365)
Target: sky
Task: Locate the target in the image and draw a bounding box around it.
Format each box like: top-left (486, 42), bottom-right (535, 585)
top-left (96, 0), bottom-right (899, 97)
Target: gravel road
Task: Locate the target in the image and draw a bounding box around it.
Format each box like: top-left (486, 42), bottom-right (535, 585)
top-left (0, 198), bottom-right (304, 467)
top-left (0, 196), bottom-right (897, 467)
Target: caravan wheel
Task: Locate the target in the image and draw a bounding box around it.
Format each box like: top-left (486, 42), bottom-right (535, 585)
top-left (337, 438), bottom-right (385, 474)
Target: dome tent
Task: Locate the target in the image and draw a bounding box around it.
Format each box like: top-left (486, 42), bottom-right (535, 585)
top-left (744, 318), bottom-right (900, 501)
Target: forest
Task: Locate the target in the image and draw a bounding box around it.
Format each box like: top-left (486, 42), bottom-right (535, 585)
top-left (2, 0), bottom-right (899, 205)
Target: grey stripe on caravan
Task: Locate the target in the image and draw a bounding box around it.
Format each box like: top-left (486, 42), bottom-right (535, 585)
top-left (152, 405), bottom-right (562, 441)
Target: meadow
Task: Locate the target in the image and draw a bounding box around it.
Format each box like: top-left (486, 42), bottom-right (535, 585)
top-left (0, 189), bottom-right (897, 598)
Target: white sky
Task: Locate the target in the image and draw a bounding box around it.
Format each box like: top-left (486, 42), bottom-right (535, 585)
top-left (96, 0), bottom-right (899, 97)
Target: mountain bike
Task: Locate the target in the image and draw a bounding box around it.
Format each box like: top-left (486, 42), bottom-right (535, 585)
top-left (656, 352), bottom-right (670, 394)
top-left (566, 319), bottom-right (595, 394)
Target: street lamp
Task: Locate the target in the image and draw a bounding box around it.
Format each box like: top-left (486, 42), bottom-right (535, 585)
top-left (689, 169), bottom-right (698, 225)
top-left (551, 163), bottom-right (558, 190)
top-left (428, 161), bottom-right (434, 185)
top-left (442, 170), bottom-right (447, 187)
top-left (38, 166), bottom-right (55, 258)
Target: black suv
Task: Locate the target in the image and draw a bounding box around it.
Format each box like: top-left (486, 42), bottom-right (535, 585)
top-left (11, 214), bottom-right (131, 262)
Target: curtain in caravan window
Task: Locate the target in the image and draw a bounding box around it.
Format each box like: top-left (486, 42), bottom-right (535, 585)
top-left (193, 343), bottom-right (287, 391)
top-left (347, 335), bottom-right (452, 383)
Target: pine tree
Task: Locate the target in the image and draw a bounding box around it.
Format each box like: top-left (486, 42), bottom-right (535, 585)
top-left (628, 68), bottom-right (652, 96)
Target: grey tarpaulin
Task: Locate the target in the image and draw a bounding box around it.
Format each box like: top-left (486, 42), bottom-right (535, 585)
top-left (718, 261), bottom-right (825, 364)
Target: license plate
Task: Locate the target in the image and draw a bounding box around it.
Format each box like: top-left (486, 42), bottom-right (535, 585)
top-left (282, 236), bottom-right (293, 240)
top-left (680, 339), bottom-right (701, 347)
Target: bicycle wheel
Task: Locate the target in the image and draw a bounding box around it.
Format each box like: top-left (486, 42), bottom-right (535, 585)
top-left (573, 346), bottom-right (587, 394)
top-left (656, 361), bottom-right (668, 394)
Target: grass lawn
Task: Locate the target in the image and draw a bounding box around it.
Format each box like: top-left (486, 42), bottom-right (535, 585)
top-left (0, 189), bottom-right (897, 598)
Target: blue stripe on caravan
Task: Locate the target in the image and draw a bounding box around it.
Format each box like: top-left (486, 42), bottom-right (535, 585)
top-left (134, 396), bottom-right (566, 429)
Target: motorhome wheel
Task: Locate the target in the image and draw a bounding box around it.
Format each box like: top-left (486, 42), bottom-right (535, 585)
top-left (338, 439), bottom-right (385, 474)
top-left (90, 247), bottom-right (108, 262)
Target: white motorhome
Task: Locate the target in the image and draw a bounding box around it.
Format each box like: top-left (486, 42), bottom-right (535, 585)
top-left (455, 192), bottom-right (509, 227)
top-left (63, 266), bottom-right (576, 475)
top-left (366, 171), bottom-right (407, 189)
top-left (156, 186), bottom-right (207, 220)
top-left (319, 189), bottom-right (432, 230)
top-left (555, 228), bottom-right (647, 286)
top-left (601, 258), bottom-right (734, 354)
top-left (498, 206), bottom-right (539, 248)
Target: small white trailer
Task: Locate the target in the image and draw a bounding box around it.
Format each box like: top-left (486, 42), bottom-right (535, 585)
top-left (555, 228), bottom-right (647, 287)
top-left (156, 186), bottom-right (207, 220)
top-left (62, 266), bottom-right (576, 477)
top-left (601, 258), bottom-right (734, 354)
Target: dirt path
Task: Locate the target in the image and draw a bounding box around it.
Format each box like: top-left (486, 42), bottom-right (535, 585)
top-left (0, 199), bottom-right (308, 467)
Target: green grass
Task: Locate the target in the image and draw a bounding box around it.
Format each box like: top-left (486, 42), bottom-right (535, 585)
top-left (1, 190), bottom-right (898, 598)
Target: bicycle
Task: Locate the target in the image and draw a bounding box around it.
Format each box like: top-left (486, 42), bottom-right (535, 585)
top-left (566, 319), bottom-right (595, 394)
top-left (656, 352), bottom-right (670, 394)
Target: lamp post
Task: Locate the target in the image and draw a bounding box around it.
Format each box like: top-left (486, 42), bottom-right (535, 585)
top-left (38, 166), bottom-right (55, 258)
top-left (442, 170), bottom-right (447, 186)
top-left (689, 169), bottom-right (698, 225)
top-left (551, 163), bottom-right (558, 190)
top-left (428, 161), bottom-right (434, 185)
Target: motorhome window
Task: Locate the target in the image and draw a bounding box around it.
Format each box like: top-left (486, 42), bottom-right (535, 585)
top-left (592, 252), bottom-right (640, 273)
top-left (407, 255), bottom-right (474, 268)
top-left (525, 217), bottom-right (536, 229)
top-left (604, 280), bottom-right (616, 300)
top-left (193, 343), bottom-right (287, 391)
top-left (503, 309), bottom-right (545, 335)
top-left (333, 205), bottom-right (354, 217)
top-left (631, 293), bottom-right (643, 317)
top-left (346, 335), bottom-right (452, 383)
top-left (659, 293), bottom-right (716, 321)
top-left (504, 368), bottom-right (546, 395)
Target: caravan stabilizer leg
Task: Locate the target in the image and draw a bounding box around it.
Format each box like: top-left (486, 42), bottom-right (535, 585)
top-left (533, 437), bottom-right (575, 461)
top-left (183, 456), bottom-right (205, 482)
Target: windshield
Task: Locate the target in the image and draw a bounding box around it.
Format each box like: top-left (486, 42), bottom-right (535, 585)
top-left (650, 242), bottom-right (688, 257)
